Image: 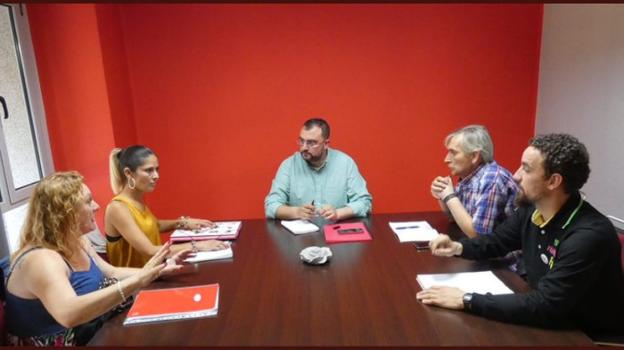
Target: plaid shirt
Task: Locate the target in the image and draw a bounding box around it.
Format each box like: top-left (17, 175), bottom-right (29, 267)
top-left (455, 161), bottom-right (518, 235)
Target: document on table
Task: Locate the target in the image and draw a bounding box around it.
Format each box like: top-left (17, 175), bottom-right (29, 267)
top-left (389, 221), bottom-right (439, 242)
top-left (281, 220), bottom-right (320, 235)
top-left (184, 246), bottom-right (233, 263)
top-left (170, 221), bottom-right (242, 241)
top-left (416, 271), bottom-right (514, 295)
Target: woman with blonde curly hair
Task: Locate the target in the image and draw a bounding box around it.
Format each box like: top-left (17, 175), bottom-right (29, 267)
top-left (106, 145), bottom-right (227, 267)
top-left (4, 172), bottom-right (189, 346)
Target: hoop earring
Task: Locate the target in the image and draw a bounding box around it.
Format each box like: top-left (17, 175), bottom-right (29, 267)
top-left (127, 177), bottom-right (136, 190)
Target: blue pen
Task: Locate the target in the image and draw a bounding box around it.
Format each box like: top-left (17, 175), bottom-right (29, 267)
top-left (396, 225), bottom-right (419, 230)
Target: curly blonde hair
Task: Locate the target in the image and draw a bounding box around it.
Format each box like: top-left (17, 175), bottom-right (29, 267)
top-left (14, 171), bottom-right (86, 260)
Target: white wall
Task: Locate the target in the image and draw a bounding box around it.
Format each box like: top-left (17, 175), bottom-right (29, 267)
top-left (535, 4), bottom-right (624, 226)
top-left (3, 202), bottom-right (28, 254)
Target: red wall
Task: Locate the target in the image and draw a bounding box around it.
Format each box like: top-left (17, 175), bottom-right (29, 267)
top-left (28, 4), bottom-right (542, 222)
top-left (27, 4), bottom-right (117, 228)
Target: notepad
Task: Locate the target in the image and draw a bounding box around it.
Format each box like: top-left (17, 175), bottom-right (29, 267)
top-left (170, 221), bottom-right (242, 241)
top-left (324, 222), bottom-right (372, 243)
top-left (124, 284), bottom-right (220, 326)
top-left (281, 220), bottom-right (320, 235)
top-left (389, 221), bottom-right (439, 243)
top-left (416, 271), bottom-right (513, 295)
top-left (184, 247), bottom-right (233, 263)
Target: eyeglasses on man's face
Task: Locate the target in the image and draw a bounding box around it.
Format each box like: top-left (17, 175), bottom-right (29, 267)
top-left (297, 138), bottom-right (325, 149)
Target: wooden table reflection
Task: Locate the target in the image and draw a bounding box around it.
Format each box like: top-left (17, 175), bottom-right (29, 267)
top-left (89, 212), bottom-right (592, 346)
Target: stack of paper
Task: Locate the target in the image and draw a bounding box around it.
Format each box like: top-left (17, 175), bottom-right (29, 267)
top-left (281, 220), bottom-right (320, 235)
top-left (184, 246), bottom-right (233, 263)
top-left (389, 221), bottom-right (439, 243)
top-left (416, 271), bottom-right (513, 295)
top-left (171, 221), bottom-right (242, 241)
top-left (124, 284), bottom-right (220, 326)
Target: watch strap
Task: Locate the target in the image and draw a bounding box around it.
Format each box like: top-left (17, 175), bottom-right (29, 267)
top-left (463, 292), bottom-right (474, 310)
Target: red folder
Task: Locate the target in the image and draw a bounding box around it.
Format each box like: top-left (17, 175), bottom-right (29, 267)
top-left (323, 222), bottom-right (372, 243)
top-left (123, 284), bottom-right (219, 326)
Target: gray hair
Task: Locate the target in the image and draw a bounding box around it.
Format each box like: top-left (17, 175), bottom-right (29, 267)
top-left (444, 125), bottom-right (494, 163)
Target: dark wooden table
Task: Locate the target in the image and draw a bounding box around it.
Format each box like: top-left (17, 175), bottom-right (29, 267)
top-left (89, 212), bottom-right (593, 346)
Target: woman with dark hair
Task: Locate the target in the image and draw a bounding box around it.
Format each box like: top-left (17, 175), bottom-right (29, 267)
top-left (5, 172), bottom-right (188, 346)
top-left (105, 145), bottom-right (227, 267)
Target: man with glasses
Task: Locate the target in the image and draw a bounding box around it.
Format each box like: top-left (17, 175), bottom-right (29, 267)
top-left (265, 118), bottom-right (372, 221)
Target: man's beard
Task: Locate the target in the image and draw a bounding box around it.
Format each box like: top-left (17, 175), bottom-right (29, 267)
top-left (514, 189), bottom-right (531, 207)
top-left (301, 151), bottom-right (324, 164)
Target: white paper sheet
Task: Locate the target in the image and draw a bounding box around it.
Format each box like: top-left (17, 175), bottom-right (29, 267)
top-left (416, 271), bottom-right (514, 295)
top-left (389, 221), bottom-right (439, 242)
top-left (281, 220), bottom-right (320, 235)
top-left (184, 247), bottom-right (233, 263)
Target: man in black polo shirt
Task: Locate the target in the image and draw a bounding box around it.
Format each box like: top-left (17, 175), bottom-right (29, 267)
top-left (417, 133), bottom-right (624, 333)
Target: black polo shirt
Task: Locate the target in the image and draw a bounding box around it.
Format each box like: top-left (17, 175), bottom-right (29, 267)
top-left (459, 192), bottom-right (624, 333)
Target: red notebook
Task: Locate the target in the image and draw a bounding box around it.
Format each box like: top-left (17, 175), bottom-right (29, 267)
top-left (123, 284), bottom-right (219, 326)
top-left (324, 222), bottom-right (372, 243)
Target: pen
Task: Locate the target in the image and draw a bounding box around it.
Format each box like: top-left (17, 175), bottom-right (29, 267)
top-left (396, 225), bottom-right (419, 230)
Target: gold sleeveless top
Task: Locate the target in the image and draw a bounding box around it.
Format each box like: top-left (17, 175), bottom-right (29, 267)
top-left (106, 195), bottom-right (161, 267)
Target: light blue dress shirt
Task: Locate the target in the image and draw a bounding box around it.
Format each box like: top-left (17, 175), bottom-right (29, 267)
top-left (264, 148), bottom-right (372, 218)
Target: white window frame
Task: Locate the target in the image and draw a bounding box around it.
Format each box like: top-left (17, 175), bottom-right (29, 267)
top-left (0, 3), bottom-right (54, 212)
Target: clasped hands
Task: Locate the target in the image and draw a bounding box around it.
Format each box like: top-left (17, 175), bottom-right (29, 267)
top-left (295, 203), bottom-right (338, 221)
top-left (430, 176), bottom-right (455, 201)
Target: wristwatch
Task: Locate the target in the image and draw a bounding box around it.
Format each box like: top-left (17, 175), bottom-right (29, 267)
top-left (443, 192), bottom-right (458, 204)
top-left (462, 292), bottom-right (473, 311)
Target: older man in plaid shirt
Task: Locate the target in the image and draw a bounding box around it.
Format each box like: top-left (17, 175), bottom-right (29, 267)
top-left (431, 125), bottom-right (518, 238)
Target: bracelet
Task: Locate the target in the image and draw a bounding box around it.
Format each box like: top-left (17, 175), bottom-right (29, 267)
top-left (116, 280), bottom-right (127, 303)
top-left (177, 216), bottom-right (190, 229)
top-left (190, 239), bottom-right (198, 253)
top-left (443, 193), bottom-right (458, 204)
